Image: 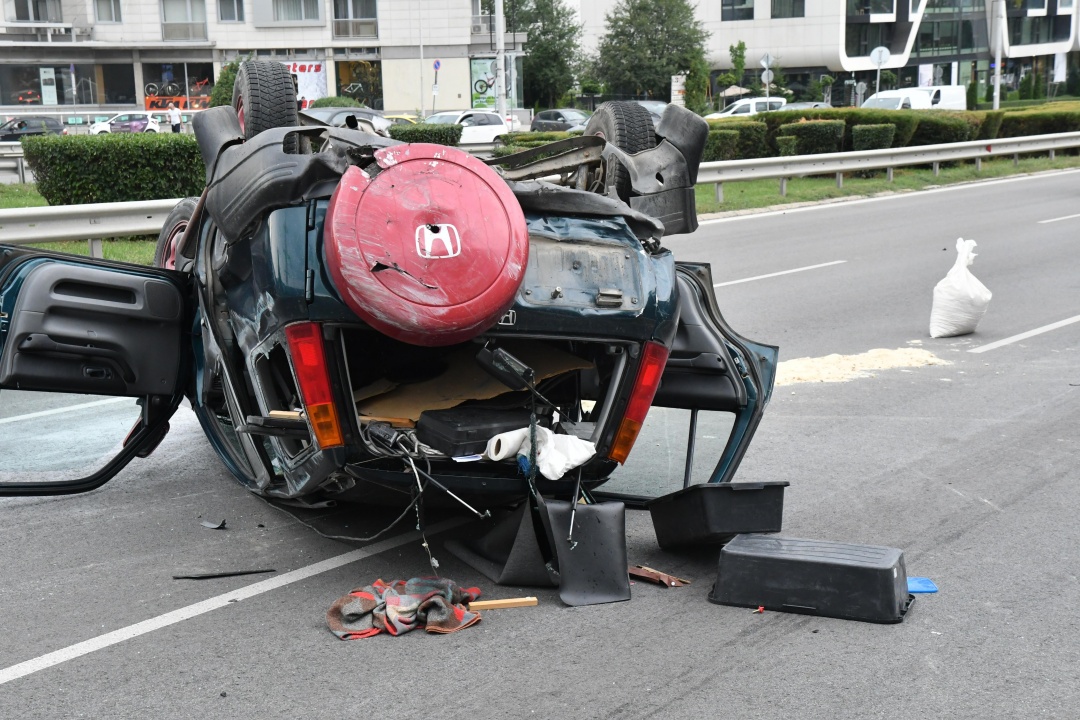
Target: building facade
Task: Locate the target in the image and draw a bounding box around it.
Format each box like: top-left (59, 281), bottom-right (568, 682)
top-left (0, 0), bottom-right (522, 113)
top-left (572, 0), bottom-right (1079, 104)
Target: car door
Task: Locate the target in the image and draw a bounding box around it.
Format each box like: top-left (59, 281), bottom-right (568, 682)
top-left (458, 113), bottom-right (483, 144)
top-left (649, 262), bottom-right (778, 485)
top-left (0, 246), bottom-right (192, 496)
top-left (111, 114), bottom-right (130, 133)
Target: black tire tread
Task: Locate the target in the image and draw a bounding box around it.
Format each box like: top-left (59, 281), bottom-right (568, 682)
top-left (584, 101), bottom-right (656, 200)
top-left (232, 61), bottom-right (299, 152)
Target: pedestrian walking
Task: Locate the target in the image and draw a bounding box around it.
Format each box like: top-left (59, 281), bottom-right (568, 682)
top-left (167, 102), bottom-right (182, 133)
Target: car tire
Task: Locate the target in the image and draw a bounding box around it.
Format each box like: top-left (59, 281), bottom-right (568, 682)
top-left (154, 197), bottom-right (198, 271)
top-left (584, 101), bottom-right (656, 201)
top-left (231, 60), bottom-right (299, 153)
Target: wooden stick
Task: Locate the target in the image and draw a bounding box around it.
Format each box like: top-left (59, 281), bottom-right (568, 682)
top-left (468, 597), bottom-right (538, 610)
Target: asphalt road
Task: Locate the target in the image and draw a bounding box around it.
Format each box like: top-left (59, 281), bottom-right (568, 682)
top-left (1, 169), bottom-right (1078, 718)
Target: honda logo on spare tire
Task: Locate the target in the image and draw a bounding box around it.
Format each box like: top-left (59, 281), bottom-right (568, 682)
top-left (415, 224), bottom-right (461, 259)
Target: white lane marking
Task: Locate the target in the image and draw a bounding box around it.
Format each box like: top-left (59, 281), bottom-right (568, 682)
top-left (0, 397), bottom-right (131, 426)
top-left (0, 519), bottom-right (464, 687)
top-left (1037, 212), bottom-right (1080, 224)
top-left (714, 260), bottom-right (847, 288)
top-left (697, 168), bottom-right (1080, 226)
top-left (968, 315), bottom-right (1080, 354)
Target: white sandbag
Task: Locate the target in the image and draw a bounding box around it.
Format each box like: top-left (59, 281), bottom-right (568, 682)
top-left (484, 426), bottom-right (596, 481)
top-left (929, 238), bottom-right (992, 338)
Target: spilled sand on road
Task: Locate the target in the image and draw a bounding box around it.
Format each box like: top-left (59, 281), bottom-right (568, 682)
top-left (775, 348), bottom-right (950, 386)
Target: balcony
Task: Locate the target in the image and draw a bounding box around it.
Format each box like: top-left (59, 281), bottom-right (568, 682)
top-left (471, 13), bottom-right (491, 34)
top-left (162, 21), bottom-right (207, 40)
top-left (332, 18), bottom-right (377, 38)
top-left (0, 21), bottom-right (90, 41)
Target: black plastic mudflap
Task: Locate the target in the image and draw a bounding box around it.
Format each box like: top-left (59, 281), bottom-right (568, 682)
top-left (709, 534), bottom-right (914, 624)
top-left (646, 482), bottom-right (788, 550)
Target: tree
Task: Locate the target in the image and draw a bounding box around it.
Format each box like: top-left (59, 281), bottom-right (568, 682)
top-left (209, 58), bottom-right (242, 107)
top-left (683, 54), bottom-right (711, 115)
top-left (596, 0), bottom-right (708, 99)
top-left (729, 41), bottom-right (747, 86)
top-left (521, 0), bottom-right (583, 108)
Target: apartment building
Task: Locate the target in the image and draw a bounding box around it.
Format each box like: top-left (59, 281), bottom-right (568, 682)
top-left (573, 0), bottom-right (1079, 102)
top-left (0, 0), bottom-right (523, 112)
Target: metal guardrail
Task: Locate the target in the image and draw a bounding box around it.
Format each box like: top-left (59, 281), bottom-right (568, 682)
top-left (2, 132), bottom-right (1078, 250)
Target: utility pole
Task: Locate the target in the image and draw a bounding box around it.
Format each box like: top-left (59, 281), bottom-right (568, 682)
top-left (495, 0), bottom-right (506, 119)
top-left (992, 0), bottom-right (1004, 110)
top-left (418, 5), bottom-right (425, 118)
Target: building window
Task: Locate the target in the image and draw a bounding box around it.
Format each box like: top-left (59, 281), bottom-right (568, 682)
top-left (771, 0), bottom-right (803, 17)
top-left (333, 0), bottom-right (377, 37)
top-left (273, 0), bottom-right (318, 21)
top-left (847, 0), bottom-right (894, 14)
top-left (722, 0), bottom-right (753, 21)
top-left (161, 0), bottom-right (207, 40)
top-left (96, 0), bottom-right (121, 21)
top-left (845, 22), bottom-right (894, 56)
top-left (6, 0), bottom-right (63, 22)
top-left (219, 0), bottom-right (242, 21)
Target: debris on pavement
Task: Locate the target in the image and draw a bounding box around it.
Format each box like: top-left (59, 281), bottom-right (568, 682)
top-left (907, 577), bottom-right (939, 593)
top-left (172, 569), bottom-right (275, 580)
top-left (930, 238), bottom-right (992, 338)
top-left (775, 348), bottom-right (950, 386)
top-left (468, 596), bottom-right (538, 610)
top-left (628, 565), bottom-right (691, 587)
top-left (200, 519), bottom-right (227, 529)
top-left (326, 578), bottom-right (482, 640)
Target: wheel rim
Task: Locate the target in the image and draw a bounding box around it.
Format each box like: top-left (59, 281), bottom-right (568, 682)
top-left (162, 219), bottom-right (187, 270)
top-left (236, 97), bottom-right (245, 134)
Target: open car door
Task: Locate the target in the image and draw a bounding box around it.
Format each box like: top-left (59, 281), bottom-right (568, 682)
top-left (0, 247), bottom-right (190, 496)
top-left (650, 262), bottom-right (778, 486)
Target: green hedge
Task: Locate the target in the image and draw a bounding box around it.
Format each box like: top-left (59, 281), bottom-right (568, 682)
top-left (977, 110), bottom-right (1005, 140)
top-left (22, 134), bottom-right (205, 206)
top-left (907, 112), bottom-right (974, 146)
top-left (998, 109), bottom-right (1080, 138)
top-left (703, 129), bottom-right (740, 162)
top-left (776, 136), bottom-right (797, 157)
top-left (851, 124), bottom-right (896, 151)
top-left (309, 96), bottom-right (362, 108)
top-left (776, 120), bottom-right (845, 155)
top-left (706, 120), bottom-right (768, 158)
top-left (503, 131), bottom-right (577, 144)
top-left (758, 108), bottom-right (919, 151)
top-left (386, 123), bottom-right (463, 145)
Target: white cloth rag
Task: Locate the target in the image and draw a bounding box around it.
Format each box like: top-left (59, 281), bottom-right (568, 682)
top-left (484, 426), bottom-right (596, 481)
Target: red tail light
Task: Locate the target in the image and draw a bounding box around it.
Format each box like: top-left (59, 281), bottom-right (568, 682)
top-left (284, 322), bottom-right (344, 449)
top-left (607, 341), bottom-right (670, 464)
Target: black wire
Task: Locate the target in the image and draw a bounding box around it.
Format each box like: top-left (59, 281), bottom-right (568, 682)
top-left (263, 480), bottom-right (426, 544)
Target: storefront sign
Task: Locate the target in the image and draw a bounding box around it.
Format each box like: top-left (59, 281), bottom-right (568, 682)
top-left (283, 62), bottom-right (327, 109)
top-left (39, 68), bottom-right (57, 106)
top-left (471, 58), bottom-right (497, 109)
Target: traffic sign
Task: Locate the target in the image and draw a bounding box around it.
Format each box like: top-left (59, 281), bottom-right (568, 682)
top-left (760, 52), bottom-right (775, 69)
top-left (432, 84), bottom-right (439, 95)
top-left (762, 69), bottom-right (774, 84)
top-left (870, 46), bottom-right (890, 67)
top-left (433, 60), bottom-right (441, 71)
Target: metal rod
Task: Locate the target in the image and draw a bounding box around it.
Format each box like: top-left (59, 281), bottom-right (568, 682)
top-left (683, 408), bottom-right (698, 489)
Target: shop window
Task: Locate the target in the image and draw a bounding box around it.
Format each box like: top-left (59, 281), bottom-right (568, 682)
top-left (219, 0), bottom-right (243, 21)
top-left (722, 0), bottom-right (753, 21)
top-left (95, 0), bottom-right (121, 22)
top-left (273, 0), bottom-right (319, 21)
top-left (772, 0), bottom-right (803, 17)
top-left (337, 59), bottom-right (383, 109)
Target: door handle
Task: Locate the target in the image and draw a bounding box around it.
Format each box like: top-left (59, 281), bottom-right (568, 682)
top-left (664, 353), bottom-right (726, 372)
top-left (18, 334), bottom-right (136, 382)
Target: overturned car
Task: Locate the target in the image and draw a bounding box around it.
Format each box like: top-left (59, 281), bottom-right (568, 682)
top-left (0, 63), bottom-right (776, 527)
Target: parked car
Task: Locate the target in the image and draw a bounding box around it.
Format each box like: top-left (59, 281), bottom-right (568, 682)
top-left (385, 113), bottom-right (418, 125)
top-left (0, 62), bottom-right (776, 525)
top-left (633, 100), bottom-right (668, 128)
top-left (0, 116), bottom-right (66, 141)
top-left (705, 97), bottom-right (787, 119)
top-left (861, 89), bottom-right (933, 110)
top-left (425, 109), bottom-right (509, 143)
top-left (90, 112), bottom-right (161, 134)
top-left (531, 108), bottom-right (591, 132)
top-left (299, 106), bottom-right (392, 136)
top-left (777, 102), bottom-right (832, 111)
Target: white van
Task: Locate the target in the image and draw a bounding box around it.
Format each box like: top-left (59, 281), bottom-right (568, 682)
top-left (860, 89), bottom-right (933, 110)
top-left (705, 97), bottom-right (787, 119)
top-left (918, 85), bottom-right (967, 110)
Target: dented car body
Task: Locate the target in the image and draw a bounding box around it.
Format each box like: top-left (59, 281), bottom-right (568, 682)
top-left (0, 98), bottom-right (775, 508)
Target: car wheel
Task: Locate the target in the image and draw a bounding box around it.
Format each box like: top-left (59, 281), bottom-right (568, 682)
top-left (146, 129), bottom-right (157, 133)
top-left (584, 101), bottom-right (656, 201)
top-left (231, 60), bottom-right (299, 153)
top-left (153, 197), bottom-right (198, 270)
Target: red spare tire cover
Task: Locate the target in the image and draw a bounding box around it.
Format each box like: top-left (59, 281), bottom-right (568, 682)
top-left (325, 143), bottom-right (529, 347)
